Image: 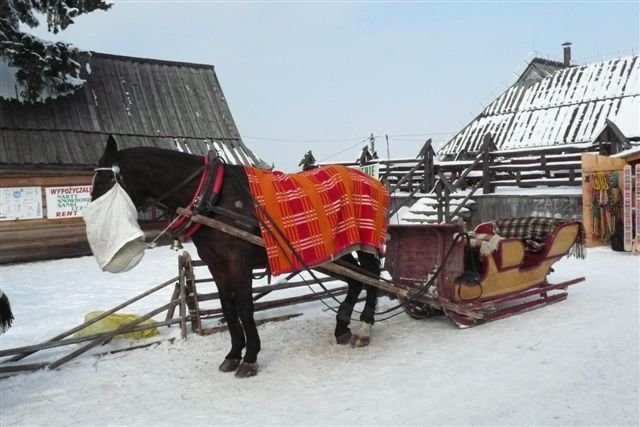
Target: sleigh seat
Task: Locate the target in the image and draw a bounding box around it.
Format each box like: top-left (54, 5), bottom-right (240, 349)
top-left (456, 217), bottom-right (586, 302)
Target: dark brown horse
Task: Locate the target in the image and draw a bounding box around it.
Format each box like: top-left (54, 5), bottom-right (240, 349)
top-left (90, 136), bottom-right (387, 377)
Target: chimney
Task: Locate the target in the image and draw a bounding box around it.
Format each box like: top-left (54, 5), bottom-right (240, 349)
top-left (562, 42), bottom-right (572, 66)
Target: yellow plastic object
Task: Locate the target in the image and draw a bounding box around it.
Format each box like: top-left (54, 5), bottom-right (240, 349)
top-left (74, 311), bottom-right (159, 340)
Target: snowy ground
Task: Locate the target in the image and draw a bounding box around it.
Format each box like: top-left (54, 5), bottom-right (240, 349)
top-left (0, 243), bottom-right (638, 426)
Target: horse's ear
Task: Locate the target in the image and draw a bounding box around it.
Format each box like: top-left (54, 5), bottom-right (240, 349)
top-left (106, 134), bottom-right (118, 156)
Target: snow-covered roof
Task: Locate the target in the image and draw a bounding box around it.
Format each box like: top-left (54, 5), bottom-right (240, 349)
top-left (0, 52), bottom-right (265, 168)
top-left (439, 55), bottom-right (640, 157)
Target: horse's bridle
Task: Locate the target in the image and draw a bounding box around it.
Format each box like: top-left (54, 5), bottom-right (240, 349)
top-left (91, 165), bottom-right (125, 196)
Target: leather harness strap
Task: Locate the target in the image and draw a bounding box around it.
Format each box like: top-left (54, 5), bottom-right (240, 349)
top-left (169, 152), bottom-right (225, 239)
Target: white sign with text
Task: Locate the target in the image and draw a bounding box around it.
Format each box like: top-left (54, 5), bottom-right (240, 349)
top-left (0, 187), bottom-right (43, 221)
top-left (45, 185), bottom-right (93, 219)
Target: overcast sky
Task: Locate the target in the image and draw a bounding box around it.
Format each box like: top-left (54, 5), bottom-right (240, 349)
top-left (26, 1), bottom-right (639, 171)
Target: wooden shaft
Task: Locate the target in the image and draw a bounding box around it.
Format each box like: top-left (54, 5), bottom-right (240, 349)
top-left (179, 208), bottom-right (482, 319)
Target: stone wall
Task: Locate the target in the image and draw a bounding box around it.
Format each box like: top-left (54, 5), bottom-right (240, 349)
top-left (470, 194), bottom-right (583, 226)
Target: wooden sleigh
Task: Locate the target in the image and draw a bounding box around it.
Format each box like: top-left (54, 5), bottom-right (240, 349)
top-left (384, 219), bottom-right (586, 328)
top-left (175, 210), bottom-right (585, 328)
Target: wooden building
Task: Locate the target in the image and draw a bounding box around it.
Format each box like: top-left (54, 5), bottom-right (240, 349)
top-left (399, 46), bottom-right (639, 225)
top-left (439, 49), bottom-right (639, 159)
top-left (0, 52), bottom-right (263, 264)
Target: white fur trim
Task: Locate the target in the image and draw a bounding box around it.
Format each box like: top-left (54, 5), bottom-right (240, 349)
top-left (480, 234), bottom-right (504, 256)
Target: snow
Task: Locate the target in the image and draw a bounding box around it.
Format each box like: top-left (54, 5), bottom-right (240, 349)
top-left (0, 56), bottom-right (86, 103)
top-left (0, 242), bottom-right (639, 426)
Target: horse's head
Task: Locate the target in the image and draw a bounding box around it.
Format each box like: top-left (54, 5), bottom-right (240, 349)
top-left (86, 135), bottom-right (148, 273)
top-left (91, 135), bottom-right (149, 208)
top-left (91, 134), bottom-right (122, 202)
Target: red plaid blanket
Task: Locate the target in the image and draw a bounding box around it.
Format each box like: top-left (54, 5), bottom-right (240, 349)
top-left (245, 165), bottom-right (390, 276)
top-left (494, 217), bottom-right (586, 258)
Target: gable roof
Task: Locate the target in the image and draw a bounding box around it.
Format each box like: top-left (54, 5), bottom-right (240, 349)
top-left (0, 52), bottom-right (264, 169)
top-left (439, 55), bottom-right (640, 158)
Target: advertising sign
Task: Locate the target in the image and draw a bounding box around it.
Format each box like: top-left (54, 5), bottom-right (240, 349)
top-left (0, 187), bottom-right (43, 221)
top-left (45, 185), bottom-right (93, 219)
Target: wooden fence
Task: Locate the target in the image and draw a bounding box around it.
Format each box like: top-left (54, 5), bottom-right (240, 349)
top-left (319, 133), bottom-right (593, 223)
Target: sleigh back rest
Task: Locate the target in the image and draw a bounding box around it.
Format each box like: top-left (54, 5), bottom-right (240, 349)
top-left (520, 221), bottom-right (581, 269)
top-left (472, 218), bottom-right (584, 270)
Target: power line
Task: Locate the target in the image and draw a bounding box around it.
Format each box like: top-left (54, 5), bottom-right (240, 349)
top-left (318, 138), bottom-right (370, 163)
top-left (241, 131), bottom-right (454, 144)
top-left (241, 135), bottom-right (365, 143)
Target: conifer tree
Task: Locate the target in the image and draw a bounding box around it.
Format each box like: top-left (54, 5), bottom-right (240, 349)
top-left (0, 0), bottom-right (112, 102)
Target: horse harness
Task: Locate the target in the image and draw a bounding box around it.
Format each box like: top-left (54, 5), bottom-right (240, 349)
top-left (166, 152), bottom-right (225, 239)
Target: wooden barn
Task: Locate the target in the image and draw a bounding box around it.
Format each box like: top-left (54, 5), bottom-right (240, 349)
top-left (0, 52), bottom-right (264, 264)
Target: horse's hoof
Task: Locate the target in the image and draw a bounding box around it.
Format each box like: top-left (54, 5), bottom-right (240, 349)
top-left (235, 362), bottom-right (259, 378)
top-left (219, 358), bottom-right (241, 373)
top-left (350, 334), bottom-right (370, 348)
top-left (335, 330), bottom-right (352, 345)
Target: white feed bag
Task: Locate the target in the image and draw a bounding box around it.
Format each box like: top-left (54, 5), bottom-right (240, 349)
top-left (83, 183), bottom-right (146, 273)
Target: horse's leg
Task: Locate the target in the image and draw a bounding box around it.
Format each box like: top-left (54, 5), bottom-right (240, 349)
top-left (201, 263), bottom-right (245, 373)
top-left (351, 252), bottom-right (380, 348)
top-left (335, 253), bottom-right (363, 345)
top-left (217, 290), bottom-right (245, 373)
top-left (232, 268), bottom-right (261, 378)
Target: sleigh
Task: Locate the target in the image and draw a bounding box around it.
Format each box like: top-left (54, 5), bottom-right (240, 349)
top-left (384, 218), bottom-right (586, 327)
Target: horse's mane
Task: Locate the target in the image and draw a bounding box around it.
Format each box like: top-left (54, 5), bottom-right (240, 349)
top-left (119, 146), bottom-right (202, 162)
top-left (116, 146), bottom-right (246, 173)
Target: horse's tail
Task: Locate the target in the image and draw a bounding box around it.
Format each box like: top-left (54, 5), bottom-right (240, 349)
top-left (0, 289), bottom-right (14, 333)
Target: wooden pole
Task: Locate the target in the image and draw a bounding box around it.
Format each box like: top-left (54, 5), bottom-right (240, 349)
top-left (0, 318), bottom-right (181, 359)
top-left (164, 283), bottom-right (181, 321)
top-left (6, 276), bottom-right (178, 362)
top-left (481, 133), bottom-right (496, 194)
top-left (47, 300), bottom-right (179, 370)
top-left (0, 363), bottom-right (49, 376)
top-left (199, 313), bottom-right (303, 336)
top-left (178, 257), bottom-right (188, 340)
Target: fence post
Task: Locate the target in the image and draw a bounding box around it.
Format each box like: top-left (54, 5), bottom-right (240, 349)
top-left (418, 138), bottom-right (435, 192)
top-left (481, 133), bottom-right (496, 194)
top-left (435, 180), bottom-right (443, 223)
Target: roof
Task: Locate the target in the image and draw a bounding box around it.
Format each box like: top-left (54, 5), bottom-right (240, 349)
top-left (439, 55), bottom-right (640, 157)
top-left (0, 52), bottom-right (263, 168)
top-left (516, 57), bottom-right (568, 86)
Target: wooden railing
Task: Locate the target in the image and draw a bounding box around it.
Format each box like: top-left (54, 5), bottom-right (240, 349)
top-left (314, 133), bottom-right (593, 223)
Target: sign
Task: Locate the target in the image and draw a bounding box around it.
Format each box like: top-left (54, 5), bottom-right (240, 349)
top-left (45, 186), bottom-right (93, 219)
top-left (0, 187), bottom-right (43, 220)
top-left (359, 163), bottom-right (380, 180)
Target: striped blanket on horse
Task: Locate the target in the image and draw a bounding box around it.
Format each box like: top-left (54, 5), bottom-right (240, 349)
top-left (494, 217), bottom-right (586, 258)
top-left (245, 165), bottom-right (390, 276)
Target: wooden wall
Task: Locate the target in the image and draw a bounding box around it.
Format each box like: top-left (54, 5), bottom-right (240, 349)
top-left (1, 171), bottom-right (93, 264)
top-left (0, 170), bottom-right (164, 264)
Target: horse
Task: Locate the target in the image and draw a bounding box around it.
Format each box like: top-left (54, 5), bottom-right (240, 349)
top-left (90, 135), bottom-right (389, 378)
top-left (0, 289), bottom-right (14, 334)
